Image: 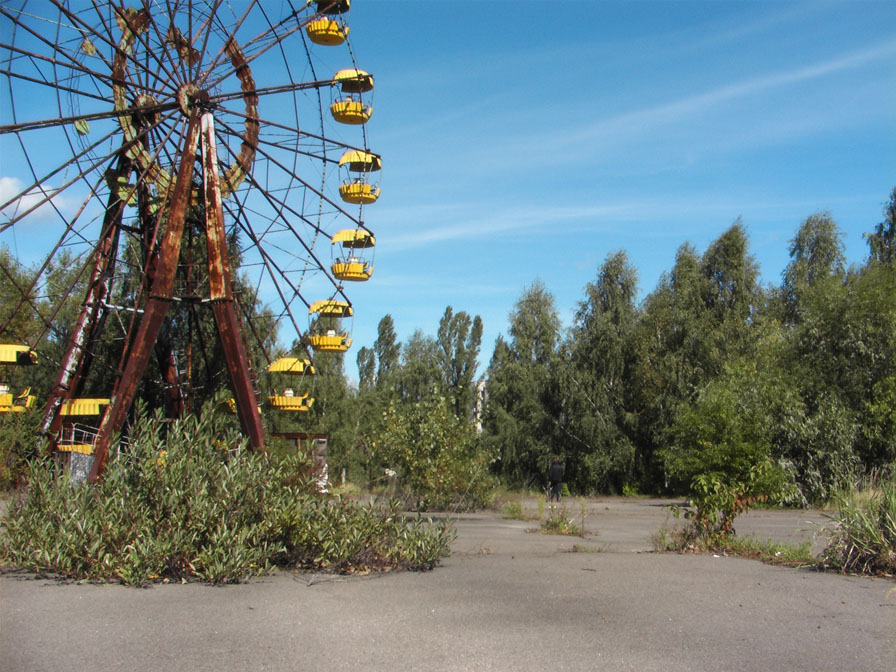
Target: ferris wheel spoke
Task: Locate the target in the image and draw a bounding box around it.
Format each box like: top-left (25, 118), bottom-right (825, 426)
top-left (215, 116), bottom-right (365, 230)
top-left (201, 1), bottom-right (307, 93)
top-left (234, 222), bottom-right (312, 324)
top-left (223, 184), bottom-right (345, 304)
top-left (0, 54), bottom-right (109, 109)
top-left (192, 0), bottom-right (255, 91)
top-left (0, 100), bottom-right (182, 233)
top-left (0, 128), bottom-right (122, 232)
top-left (77, 1), bottom-right (183, 93)
top-left (44, 1), bottom-right (180, 105)
top-left (137, 2), bottom-right (192, 89)
top-left (205, 78), bottom-right (333, 108)
top-left (222, 104), bottom-right (368, 156)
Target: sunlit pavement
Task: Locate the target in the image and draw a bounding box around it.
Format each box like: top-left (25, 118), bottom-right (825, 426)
top-left (2, 498), bottom-right (893, 672)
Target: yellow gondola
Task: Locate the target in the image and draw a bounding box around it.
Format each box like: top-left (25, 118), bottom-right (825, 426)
top-left (0, 344), bottom-right (38, 413)
top-left (338, 150), bottom-right (381, 205)
top-left (330, 69), bottom-right (374, 125)
top-left (267, 357), bottom-right (315, 412)
top-left (0, 344), bottom-right (37, 365)
top-left (0, 387), bottom-right (35, 414)
top-left (55, 398), bottom-right (110, 455)
top-left (331, 229), bottom-right (374, 281)
top-left (307, 300), bottom-right (353, 353)
top-left (306, 18), bottom-right (349, 45)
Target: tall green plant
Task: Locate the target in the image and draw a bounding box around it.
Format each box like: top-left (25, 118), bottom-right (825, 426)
top-left (822, 474), bottom-right (896, 575)
top-left (1, 400), bottom-right (454, 585)
top-left (672, 462), bottom-right (784, 546)
top-left (368, 394), bottom-right (495, 511)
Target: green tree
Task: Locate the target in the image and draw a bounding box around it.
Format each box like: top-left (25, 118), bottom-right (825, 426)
top-left (865, 186), bottom-right (896, 266)
top-left (0, 246), bottom-right (40, 344)
top-left (630, 224), bottom-right (762, 492)
top-left (374, 314), bottom-right (400, 387)
top-left (782, 212), bottom-right (846, 322)
top-left (483, 281), bottom-right (562, 488)
top-left (395, 330), bottom-right (442, 403)
top-left (368, 394), bottom-right (494, 511)
top-left (562, 251), bottom-right (638, 492)
top-left (436, 306), bottom-right (483, 418)
top-left (356, 346), bottom-right (375, 392)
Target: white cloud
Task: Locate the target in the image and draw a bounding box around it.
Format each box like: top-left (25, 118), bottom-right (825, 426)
top-left (0, 176), bottom-right (69, 227)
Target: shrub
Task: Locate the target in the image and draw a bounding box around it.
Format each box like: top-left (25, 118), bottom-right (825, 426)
top-left (822, 474), bottom-right (896, 576)
top-left (539, 503), bottom-right (584, 536)
top-left (671, 461), bottom-right (788, 547)
top-left (368, 395), bottom-right (496, 512)
top-left (0, 403), bottom-right (454, 585)
top-left (0, 407), bottom-right (41, 491)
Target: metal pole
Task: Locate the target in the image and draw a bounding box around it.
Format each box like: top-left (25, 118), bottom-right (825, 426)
top-left (201, 112), bottom-right (265, 450)
top-left (88, 109), bottom-right (203, 483)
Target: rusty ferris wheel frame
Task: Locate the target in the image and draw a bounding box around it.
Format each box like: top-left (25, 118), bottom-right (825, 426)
top-left (0, 1), bottom-right (376, 482)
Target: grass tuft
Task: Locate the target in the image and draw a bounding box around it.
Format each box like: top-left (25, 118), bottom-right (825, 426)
top-left (821, 473), bottom-right (896, 576)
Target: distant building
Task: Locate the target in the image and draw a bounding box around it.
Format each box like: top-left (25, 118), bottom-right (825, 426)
top-left (471, 379), bottom-right (487, 434)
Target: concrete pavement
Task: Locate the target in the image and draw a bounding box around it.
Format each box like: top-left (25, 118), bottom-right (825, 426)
top-left (2, 498), bottom-right (893, 671)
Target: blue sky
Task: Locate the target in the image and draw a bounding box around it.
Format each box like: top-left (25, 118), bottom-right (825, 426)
top-left (338, 0), bottom-right (895, 380)
top-left (1, 1), bottom-right (893, 384)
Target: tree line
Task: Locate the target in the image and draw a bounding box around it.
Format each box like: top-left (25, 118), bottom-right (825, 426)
top-left (3, 189), bottom-right (894, 505)
top-left (336, 188), bottom-right (895, 505)
top-left (480, 189), bottom-right (895, 502)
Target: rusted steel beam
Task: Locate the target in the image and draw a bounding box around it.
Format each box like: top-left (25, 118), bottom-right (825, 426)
top-left (156, 326), bottom-right (186, 418)
top-left (88, 109), bottom-right (203, 483)
top-left (40, 154), bottom-right (131, 452)
top-left (201, 112), bottom-right (265, 450)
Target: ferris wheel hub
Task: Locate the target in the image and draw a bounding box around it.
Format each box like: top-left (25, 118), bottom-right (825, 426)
top-left (176, 84), bottom-right (210, 116)
top-left (131, 94), bottom-right (159, 127)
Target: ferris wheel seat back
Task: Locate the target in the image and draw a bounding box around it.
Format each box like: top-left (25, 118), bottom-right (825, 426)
top-left (339, 182), bottom-right (380, 204)
top-left (269, 394), bottom-right (315, 412)
top-left (309, 334), bottom-right (353, 352)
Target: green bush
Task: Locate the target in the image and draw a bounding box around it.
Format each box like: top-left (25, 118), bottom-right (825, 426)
top-left (671, 462), bottom-right (788, 546)
top-left (0, 407), bottom-right (41, 490)
top-left (1, 403), bottom-right (454, 585)
top-left (368, 395), bottom-right (496, 512)
top-left (822, 474), bottom-right (896, 576)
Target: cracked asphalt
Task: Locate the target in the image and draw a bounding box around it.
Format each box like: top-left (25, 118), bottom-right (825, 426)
top-left (2, 498), bottom-right (893, 671)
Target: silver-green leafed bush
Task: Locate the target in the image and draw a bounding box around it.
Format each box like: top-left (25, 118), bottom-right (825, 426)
top-left (1, 402), bottom-right (454, 585)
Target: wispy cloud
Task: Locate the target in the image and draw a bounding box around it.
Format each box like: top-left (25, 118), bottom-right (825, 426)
top-left (477, 40), bottom-right (896, 171)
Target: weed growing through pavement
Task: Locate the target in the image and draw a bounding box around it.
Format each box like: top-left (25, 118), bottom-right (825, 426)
top-left (540, 505), bottom-right (583, 536)
top-left (821, 472), bottom-right (896, 576)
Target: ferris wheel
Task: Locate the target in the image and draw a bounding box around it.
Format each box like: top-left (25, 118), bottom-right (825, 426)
top-left (0, 1), bottom-right (380, 480)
